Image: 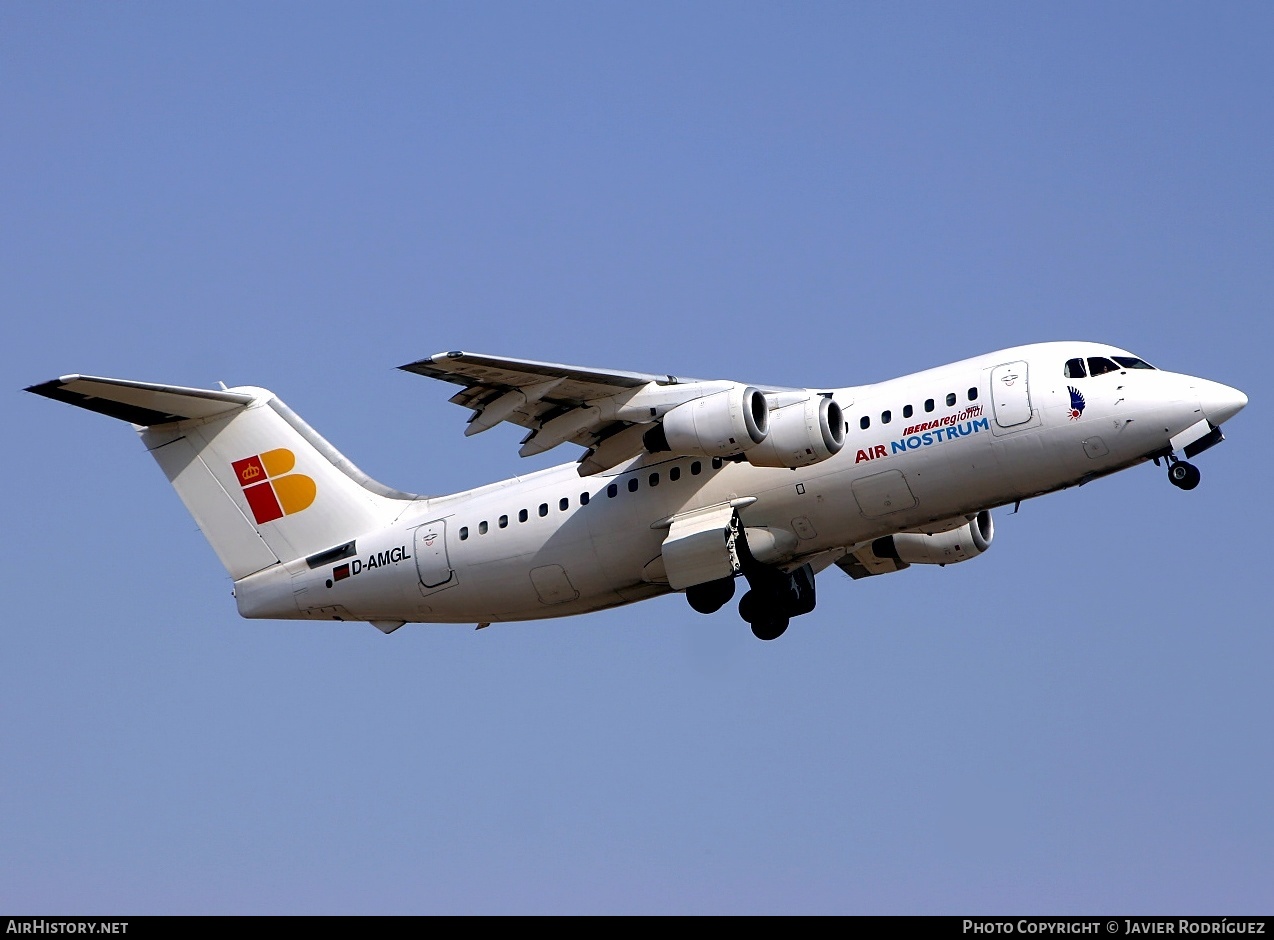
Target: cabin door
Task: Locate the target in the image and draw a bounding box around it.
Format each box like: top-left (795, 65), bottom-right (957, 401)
top-left (415, 520), bottom-right (455, 590)
top-left (990, 361), bottom-right (1034, 429)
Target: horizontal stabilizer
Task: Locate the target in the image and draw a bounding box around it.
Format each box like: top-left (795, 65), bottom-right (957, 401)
top-left (25, 375), bottom-right (254, 426)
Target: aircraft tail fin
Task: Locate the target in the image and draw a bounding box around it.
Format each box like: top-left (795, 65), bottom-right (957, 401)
top-left (26, 375), bottom-right (420, 580)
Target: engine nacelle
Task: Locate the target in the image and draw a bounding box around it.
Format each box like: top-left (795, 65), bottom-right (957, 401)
top-left (881, 510), bottom-right (994, 566)
top-left (746, 394), bottom-right (845, 469)
top-left (643, 384), bottom-right (768, 458)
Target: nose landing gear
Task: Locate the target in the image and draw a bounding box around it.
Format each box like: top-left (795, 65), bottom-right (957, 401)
top-left (1167, 458), bottom-right (1201, 490)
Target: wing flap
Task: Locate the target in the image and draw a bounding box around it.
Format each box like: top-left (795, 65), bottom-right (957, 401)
top-left (400, 351), bottom-right (693, 432)
top-left (399, 349), bottom-right (809, 475)
top-left (400, 351), bottom-right (701, 470)
top-left (576, 423), bottom-right (647, 476)
top-left (400, 350), bottom-right (682, 395)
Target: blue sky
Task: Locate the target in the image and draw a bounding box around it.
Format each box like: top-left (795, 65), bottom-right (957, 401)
top-left (3, 2), bottom-right (1270, 914)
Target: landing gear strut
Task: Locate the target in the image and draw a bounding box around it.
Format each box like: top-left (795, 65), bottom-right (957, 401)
top-left (1167, 458), bottom-right (1201, 491)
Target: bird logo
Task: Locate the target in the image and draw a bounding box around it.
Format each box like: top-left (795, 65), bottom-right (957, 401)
top-left (1067, 386), bottom-right (1086, 421)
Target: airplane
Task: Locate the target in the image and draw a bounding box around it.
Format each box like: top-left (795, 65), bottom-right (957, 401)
top-left (26, 341), bottom-right (1247, 640)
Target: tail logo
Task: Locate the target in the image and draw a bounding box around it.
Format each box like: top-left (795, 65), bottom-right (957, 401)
top-left (231, 449), bottom-right (316, 524)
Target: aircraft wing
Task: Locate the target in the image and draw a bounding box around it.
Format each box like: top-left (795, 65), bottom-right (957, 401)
top-left (399, 351), bottom-right (804, 475)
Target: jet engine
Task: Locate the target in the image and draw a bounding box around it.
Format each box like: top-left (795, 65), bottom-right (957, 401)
top-left (876, 510), bottom-right (994, 566)
top-left (643, 384), bottom-right (769, 458)
top-left (745, 394), bottom-right (845, 469)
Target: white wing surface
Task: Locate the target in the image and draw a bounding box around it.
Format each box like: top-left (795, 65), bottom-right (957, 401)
top-left (400, 351), bottom-right (829, 475)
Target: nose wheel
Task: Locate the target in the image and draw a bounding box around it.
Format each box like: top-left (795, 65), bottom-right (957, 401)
top-left (1167, 459), bottom-right (1201, 490)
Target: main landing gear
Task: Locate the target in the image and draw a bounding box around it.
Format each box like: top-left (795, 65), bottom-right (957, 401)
top-left (684, 562), bottom-right (816, 640)
top-left (1167, 458), bottom-right (1201, 491)
top-left (739, 586), bottom-right (797, 641)
top-left (680, 520), bottom-right (820, 640)
top-left (685, 577), bottom-right (735, 614)
top-left (735, 529), bottom-right (818, 641)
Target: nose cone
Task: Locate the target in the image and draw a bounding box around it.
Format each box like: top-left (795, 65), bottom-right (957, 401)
top-left (1197, 380), bottom-right (1248, 426)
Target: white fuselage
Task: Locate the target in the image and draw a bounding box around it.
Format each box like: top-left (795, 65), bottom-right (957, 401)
top-left (233, 341), bottom-right (1242, 626)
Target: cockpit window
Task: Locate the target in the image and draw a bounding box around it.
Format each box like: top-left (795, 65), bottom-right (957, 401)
top-left (1112, 356), bottom-right (1155, 370)
top-left (1087, 357), bottom-right (1120, 376)
top-left (1064, 358), bottom-right (1087, 378)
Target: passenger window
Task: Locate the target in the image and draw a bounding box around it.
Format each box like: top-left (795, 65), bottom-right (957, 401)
top-left (459, 526), bottom-right (469, 541)
top-left (539, 503), bottom-right (548, 517)
top-left (860, 415), bottom-right (870, 430)
top-left (946, 393), bottom-right (956, 407)
top-left (478, 521), bottom-right (488, 535)
top-left (669, 466), bottom-right (680, 482)
top-left (580, 492), bottom-right (589, 506)
top-left (881, 410), bottom-right (891, 424)
top-left (649, 473), bottom-right (659, 487)
top-left (628, 478), bottom-right (639, 492)
top-left (903, 404), bottom-right (913, 419)
top-left (690, 461), bottom-right (702, 475)
top-left (498, 515), bottom-right (508, 529)
top-left (1064, 357), bottom-right (1087, 378)
top-left (967, 387), bottom-right (978, 401)
top-left (559, 497), bottom-right (569, 511)
top-left (518, 509), bottom-right (528, 522)
top-left (1088, 357), bottom-right (1120, 376)
top-left (711, 457), bottom-right (723, 470)
top-left (607, 483), bottom-right (618, 498)
top-left (1113, 356), bottom-right (1155, 370)
top-left (925, 399), bottom-right (935, 413)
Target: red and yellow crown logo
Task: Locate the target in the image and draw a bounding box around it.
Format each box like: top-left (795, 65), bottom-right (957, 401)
top-left (231, 448), bottom-right (316, 524)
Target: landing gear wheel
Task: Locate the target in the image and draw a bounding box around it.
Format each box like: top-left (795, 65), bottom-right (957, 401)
top-left (739, 591), bottom-right (790, 640)
top-left (686, 577), bottom-right (735, 614)
top-left (1168, 460), bottom-right (1201, 490)
top-left (750, 616), bottom-right (789, 641)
